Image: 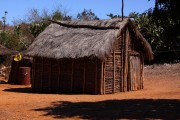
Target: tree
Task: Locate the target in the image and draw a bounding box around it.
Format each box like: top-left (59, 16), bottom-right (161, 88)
top-left (1, 11), bottom-right (8, 32)
top-left (129, 12), bottom-right (164, 52)
top-left (106, 12), bottom-right (164, 52)
top-left (107, 0), bottom-right (180, 54)
top-left (149, 0), bottom-right (180, 51)
top-left (0, 23), bottom-right (34, 51)
top-left (106, 13), bottom-right (121, 19)
top-left (26, 9), bottom-right (42, 23)
top-left (77, 9), bottom-right (99, 20)
top-left (26, 8), bottom-right (72, 37)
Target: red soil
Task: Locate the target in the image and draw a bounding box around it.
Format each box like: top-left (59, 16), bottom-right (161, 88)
top-left (0, 63), bottom-right (179, 120)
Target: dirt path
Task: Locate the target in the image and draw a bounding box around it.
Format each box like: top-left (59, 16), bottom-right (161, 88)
top-left (0, 63), bottom-right (180, 120)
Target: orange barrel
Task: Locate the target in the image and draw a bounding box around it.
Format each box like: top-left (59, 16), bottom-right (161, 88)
top-left (18, 67), bottom-right (31, 85)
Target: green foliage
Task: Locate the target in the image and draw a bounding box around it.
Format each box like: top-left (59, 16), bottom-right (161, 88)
top-left (106, 13), bottom-right (122, 19)
top-left (107, 0), bottom-right (180, 54)
top-left (52, 9), bottom-right (63, 20)
top-left (129, 11), bottom-right (164, 52)
top-left (29, 20), bottom-right (50, 37)
top-left (77, 9), bottom-right (99, 20)
top-left (151, 0), bottom-right (180, 51)
top-left (0, 31), bottom-right (21, 51)
top-left (0, 6), bottom-right (73, 53)
top-left (0, 23), bottom-right (34, 51)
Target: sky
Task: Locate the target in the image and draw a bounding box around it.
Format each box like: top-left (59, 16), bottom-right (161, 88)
top-left (0, 0), bottom-right (155, 25)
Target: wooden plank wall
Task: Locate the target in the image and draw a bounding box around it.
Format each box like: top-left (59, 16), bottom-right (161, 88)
top-left (104, 53), bottom-right (114, 94)
top-left (32, 57), bottom-right (102, 94)
top-left (128, 55), bottom-right (142, 91)
top-left (127, 25), bottom-right (144, 91)
top-left (31, 26), bottom-right (144, 94)
top-left (103, 25), bottom-right (144, 94)
top-left (104, 29), bottom-right (123, 94)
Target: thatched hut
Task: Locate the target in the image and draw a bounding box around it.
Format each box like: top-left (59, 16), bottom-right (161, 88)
top-left (0, 44), bottom-right (16, 55)
top-left (24, 18), bottom-right (153, 94)
top-left (0, 44), bottom-right (17, 79)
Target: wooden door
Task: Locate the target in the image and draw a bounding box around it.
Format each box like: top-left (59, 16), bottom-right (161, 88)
top-left (128, 55), bottom-right (142, 91)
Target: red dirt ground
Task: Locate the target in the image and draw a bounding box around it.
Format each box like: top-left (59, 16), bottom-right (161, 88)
top-left (0, 63), bottom-right (180, 120)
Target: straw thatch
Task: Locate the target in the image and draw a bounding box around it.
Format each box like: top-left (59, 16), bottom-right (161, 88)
top-left (0, 44), bottom-right (17, 55)
top-left (24, 18), bottom-right (153, 60)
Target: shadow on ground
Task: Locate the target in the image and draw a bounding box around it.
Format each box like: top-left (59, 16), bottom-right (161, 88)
top-left (3, 87), bottom-right (32, 93)
top-left (34, 99), bottom-right (180, 119)
top-left (0, 80), bottom-right (8, 84)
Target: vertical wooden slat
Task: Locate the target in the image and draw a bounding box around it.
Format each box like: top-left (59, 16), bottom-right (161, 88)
top-left (121, 31), bottom-right (124, 92)
top-left (141, 56), bottom-right (144, 89)
top-left (138, 56), bottom-right (141, 90)
top-left (131, 60), bottom-right (134, 91)
top-left (134, 57), bottom-right (137, 90)
top-left (32, 58), bottom-right (35, 90)
top-left (123, 28), bottom-right (129, 92)
top-left (40, 57), bottom-right (44, 92)
top-left (122, 30), bottom-right (126, 92)
top-left (95, 58), bottom-right (98, 94)
top-left (113, 51), bottom-right (115, 93)
top-left (70, 60), bottom-right (74, 92)
top-left (58, 59), bottom-right (61, 93)
top-left (49, 59), bottom-right (52, 92)
top-left (100, 62), bottom-right (104, 94)
top-left (103, 61), bottom-right (105, 94)
top-left (83, 60), bottom-right (86, 93)
top-left (127, 57), bottom-right (131, 91)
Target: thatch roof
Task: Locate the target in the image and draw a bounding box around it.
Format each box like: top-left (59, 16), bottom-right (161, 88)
top-left (24, 18), bottom-right (153, 60)
top-left (0, 44), bottom-right (17, 55)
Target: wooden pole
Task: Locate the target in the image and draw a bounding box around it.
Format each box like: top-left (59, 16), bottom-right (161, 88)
top-left (124, 28), bottom-right (129, 92)
top-left (103, 61), bottom-right (105, 94)
top-left (49, 59), bottom-right (52, 92)
top-left (95, 59), bottom-right (98, 94)
top-left (49, 19), bottom-right (120, 30)
top-left (121, 31), bottom-right (124, 92)
top-left (122, 28), bottom-right (129, 92)
top-left (141, 56), bottom-right (144, 89)
top-left (71, 60), bottom-right (74, 92)
top-left (83, 60), bottom-right (86, 93)
top-left (32, 58), bottom-right (35, 90)
top-left (113, 51), bottom-right (116, 93)
top-left (100, 62), bottom-right (104, 94)
top-left (40, 57), bottom-right (44, 92)
top-left (58, 60), bottom-right (61, 93)
top-left (122, 0), bottom-right (124, 21)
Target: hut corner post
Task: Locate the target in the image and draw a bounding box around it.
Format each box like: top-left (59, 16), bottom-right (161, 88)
top-left (83, 60), bottom-right (86, 94)
top-left (58, 59), bottom-right (61, 93)
top-left (71, 60), bottom-right (74, 92)
top-left (141, 56), bottom-right (144, 89)
top-left (32, 58), bottom-right (35, 90)
top-left (123, 28), bottom-right (129, 92)
top-left (40, 58), bottom-right (44, 92)
top-left (49, 59), bottom-right (52, 92)
top-left (113, 50), bottom-right (116, 93)
top-left (100, 61), bottom-right (105, 94)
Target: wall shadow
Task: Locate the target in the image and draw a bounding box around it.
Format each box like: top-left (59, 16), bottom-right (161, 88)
top-left (3, 87), bottom-right (32, 93)
top-left (0, 80), bottom-right (8, 84)
top-left (3, 87), bottom-right (74, 94)
top-left (34, 99), bottom-right (180, 119)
